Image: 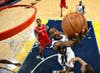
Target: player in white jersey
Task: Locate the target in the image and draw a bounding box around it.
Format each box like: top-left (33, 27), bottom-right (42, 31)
top-left (76, 1), bottom-right (85, 15)
top-left (49, 27), bottom-right (78, 73)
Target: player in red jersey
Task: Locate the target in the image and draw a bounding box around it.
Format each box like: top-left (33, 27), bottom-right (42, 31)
top-left (34, 19), bottom-right (51, 60)
top-left (60, 0), bottom-right (68, 17)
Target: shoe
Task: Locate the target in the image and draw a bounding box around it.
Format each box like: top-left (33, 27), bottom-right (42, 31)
top-left (40, 57), bottom-right (44, 61)
top-left (36, 55), bottom-right (41, 59)
top-left (36, 55), bottom-right (44, 60)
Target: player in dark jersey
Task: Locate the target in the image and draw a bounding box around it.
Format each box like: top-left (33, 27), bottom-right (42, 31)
top-left (49, 27), bottom-right (79, 72)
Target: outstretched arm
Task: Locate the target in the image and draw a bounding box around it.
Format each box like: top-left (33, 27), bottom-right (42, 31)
top-left (55, 39), bottom-right (79, 47)
top-left (69, 57), bottom-right (87, 66)
top-left (53, 40), bottom-right (74, 49)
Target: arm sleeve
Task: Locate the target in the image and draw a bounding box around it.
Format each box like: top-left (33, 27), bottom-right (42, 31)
top-left (66, 47), bottom-right (75, 68)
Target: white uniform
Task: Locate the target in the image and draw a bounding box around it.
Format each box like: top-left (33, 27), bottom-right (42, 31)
top-left (51, 35), bottom-right (75, 68)
top-left (76, 5), bottom-right (85, 14)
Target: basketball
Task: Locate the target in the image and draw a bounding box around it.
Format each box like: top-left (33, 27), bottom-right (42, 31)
top-left (62, 12), bottom-right (88, 39)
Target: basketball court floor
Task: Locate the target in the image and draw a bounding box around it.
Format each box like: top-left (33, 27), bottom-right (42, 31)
top-left (0, 0), bottom-right (100, 73)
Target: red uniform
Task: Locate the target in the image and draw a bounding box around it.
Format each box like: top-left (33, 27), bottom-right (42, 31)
top-left (35, 25), bottom-right (51, 53)
top-left (60, 0), bottom-right (66, 8)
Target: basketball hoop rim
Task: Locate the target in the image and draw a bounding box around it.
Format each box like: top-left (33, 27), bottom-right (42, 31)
top-left (0, 4), bottom-right (37, 41)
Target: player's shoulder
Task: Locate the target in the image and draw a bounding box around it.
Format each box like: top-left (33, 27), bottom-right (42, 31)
top-left (40, 24), bottom-right (45, 27)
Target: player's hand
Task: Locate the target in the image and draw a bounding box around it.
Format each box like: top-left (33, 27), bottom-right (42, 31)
top-left (75, 33), bottom-right (78, 36)
top-left (74, 33), bottom-right (81, 43)
top-left (66, 5), bottom-right (68, 9)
